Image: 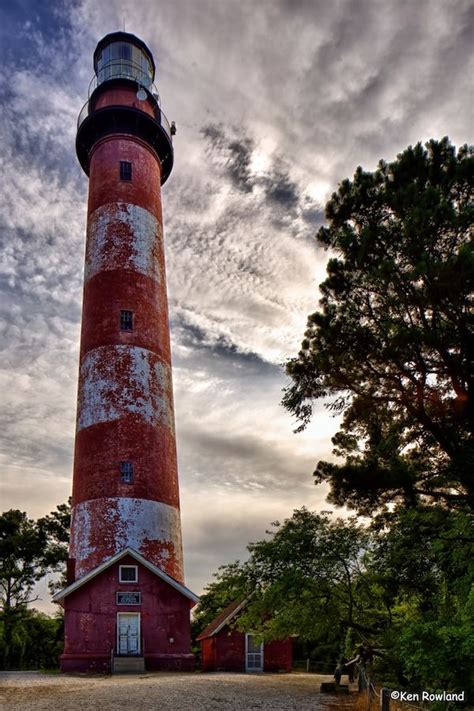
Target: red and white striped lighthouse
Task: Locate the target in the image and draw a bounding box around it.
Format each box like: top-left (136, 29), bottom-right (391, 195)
top-left (54, 32), bottom-right (198, 673)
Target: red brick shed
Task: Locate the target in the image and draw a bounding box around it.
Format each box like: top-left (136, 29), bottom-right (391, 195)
top-left (197, 599), bottom-right (292, 673)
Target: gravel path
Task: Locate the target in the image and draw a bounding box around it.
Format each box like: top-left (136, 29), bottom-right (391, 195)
top-left (0, 671), bottom-right (355, 710)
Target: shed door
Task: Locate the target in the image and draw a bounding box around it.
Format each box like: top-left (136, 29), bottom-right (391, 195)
top-left (246, 634), bottom-right (264, 672)
top-left (117, 613), bottom-right (140, 655)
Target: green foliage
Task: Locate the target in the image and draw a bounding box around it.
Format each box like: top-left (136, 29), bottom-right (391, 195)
top-left (37, 501), bottom-right (71, 594)
top-left (0, 502), bottom-right (70, 669)
top-left (240, 509), bottom-right (374, 643)
top-left (369, 505), bottom-right (474, 695)
top-left (0, 510), bottom-right (48, 610)
top-left (195, 138), bottom-right (473, 696)
top-left (0, 609), bottom-right (63, 670)
top-left (195, 508), bottom-right (381, 650)
top-left (283, 138), bottom-right (474, 513)
top-left (395, 617), bottom-right (474, 695)
top-left (195, 505), bottom-right (473, 695)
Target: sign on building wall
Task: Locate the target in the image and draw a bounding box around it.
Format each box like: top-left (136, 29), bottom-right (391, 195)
top-left (116, 591), bottom-right (141, 605)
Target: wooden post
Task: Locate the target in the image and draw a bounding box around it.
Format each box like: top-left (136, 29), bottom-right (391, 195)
top-left (380, 688), bottom-right (390, 711)
top-left (366, 672), bottom-right (378, 711)
top-left (306, 658), bottom-right (310, 672)
top-left (366, 675), bottom-right (373, 711)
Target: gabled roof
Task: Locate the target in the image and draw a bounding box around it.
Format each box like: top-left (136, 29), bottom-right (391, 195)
top-left (196, 598), bottom-right (248, 641)
top-left (52, 547), bottom-right (199, 606)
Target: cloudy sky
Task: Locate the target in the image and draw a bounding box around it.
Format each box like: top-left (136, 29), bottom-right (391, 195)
top-left (1, 0), bottom-right (473, 610)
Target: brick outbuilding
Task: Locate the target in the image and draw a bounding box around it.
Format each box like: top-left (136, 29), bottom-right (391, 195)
top-left (197, 599), bottom-right (292, 673)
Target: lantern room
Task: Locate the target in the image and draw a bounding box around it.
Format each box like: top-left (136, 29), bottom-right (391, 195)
top-left (93, 32), bottom-right (156, 89)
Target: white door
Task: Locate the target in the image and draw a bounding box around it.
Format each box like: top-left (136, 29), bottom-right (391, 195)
top-left (246, 634), bottom-right (264, 672)
top-left (117, 613), bottom-right (140, 655)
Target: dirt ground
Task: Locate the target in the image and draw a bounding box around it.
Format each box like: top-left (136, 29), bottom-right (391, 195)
top-left (0, 671), bottom-right (356, 710)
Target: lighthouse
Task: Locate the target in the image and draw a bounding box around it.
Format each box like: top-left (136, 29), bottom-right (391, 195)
top-left (53, 32), bottom-right (198, 673)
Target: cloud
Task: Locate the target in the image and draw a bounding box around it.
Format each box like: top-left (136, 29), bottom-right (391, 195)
top-left (202, 124), bottom-right (255, 193)
top-left (1, 0), bottom-right (472, 608)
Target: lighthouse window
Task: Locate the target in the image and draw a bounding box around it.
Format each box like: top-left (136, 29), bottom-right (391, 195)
top-left (120, 461), bottom-right (134, 483)
top-left (119, 565), bottom-right (138, 583)
top-left (119, 161), bottom-right (132, 181)
top-left (119, 42), bottom-right (132, 61)
top-left (120, 310), bottom-right (134, 331)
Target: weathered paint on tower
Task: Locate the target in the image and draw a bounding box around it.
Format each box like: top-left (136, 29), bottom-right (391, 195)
top-left (69, 35), bottom-right (183, 583)
top-left (54, 33), bottom-right (197, 673)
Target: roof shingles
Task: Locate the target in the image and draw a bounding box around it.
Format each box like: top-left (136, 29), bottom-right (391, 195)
top-left (196, 598), bottom-right (247, 641)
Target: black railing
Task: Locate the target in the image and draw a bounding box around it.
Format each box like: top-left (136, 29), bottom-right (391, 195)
top-left (77, 96), bottom-right (173, 144)
top-left (75, 60), bottom-right (174, 183)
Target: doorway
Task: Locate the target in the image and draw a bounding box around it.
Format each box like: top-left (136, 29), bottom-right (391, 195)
top-left (117, 612), bottom-right (140, 655)
top-left (245, 634), bottom-right (264, 672)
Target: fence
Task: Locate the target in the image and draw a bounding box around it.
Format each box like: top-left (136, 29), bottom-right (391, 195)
top-left (295, 660), bottom-right (438, 711)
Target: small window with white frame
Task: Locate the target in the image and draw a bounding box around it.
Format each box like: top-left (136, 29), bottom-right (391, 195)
top-left (119, 565), bottom-right (138, 583)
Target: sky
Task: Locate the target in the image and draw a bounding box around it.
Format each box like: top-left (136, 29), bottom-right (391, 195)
top-left (1, 0), bottom-right (473, 611)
